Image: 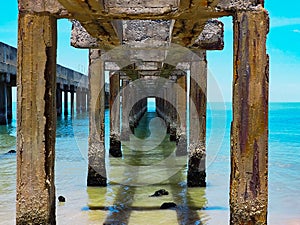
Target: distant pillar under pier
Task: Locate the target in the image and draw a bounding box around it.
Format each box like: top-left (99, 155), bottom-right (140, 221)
top-left (109, 72), bottom-right (121, 157)
top-left (56, 84), bottom-right (62, 116)
top-left (70, 87), bottom-right (74, 115)
top-left (230, 9), bottom-right (269, 225)
top-left (163, 86), bottom-right (169, 130)
top-left (169, 79), bottom-right (177, 141)
top-left (87, 49), bottom-right (107, 186)
top-left (16, 13), bottom-right (57, 224)
top-left (129, 83), bottom-right (136, 132)
top-left (6, 84), bottom-right (12, 123)
top-left (0, 80), bottom-right (7, 125)
top-left (64, 87), bottom-right (68, 116)
top-left (188, 50), bottom-right (207, 187)
top-left (121, 79), bottom-right (130, 141)
top-left (76, 87), bottom-right (82, 113)
top-left (176, 75), bottom-right (187, 156)
top-left (81, 89), bottom-right (87, 112)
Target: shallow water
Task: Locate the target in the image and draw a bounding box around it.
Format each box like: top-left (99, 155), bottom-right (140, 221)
top-left (0, 103), bottom-right (300, 224)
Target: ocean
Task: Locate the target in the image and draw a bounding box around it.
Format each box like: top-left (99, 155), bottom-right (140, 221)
top-left (0, 102), bottom-right (299, 224)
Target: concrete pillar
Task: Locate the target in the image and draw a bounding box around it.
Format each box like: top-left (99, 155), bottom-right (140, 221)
top-left (64, 88), bottom-right (68, 116)
top-left (87, 49), bottom-right (107, 186)
top-left (121, 79), bottom-right (130, 141)
top-left (0, 81), bottom-right (7, 125)
top-left (188, 51), bottom-right (207, 187)
top-left (230, 9), bottom-right (269, 225)
top-left (176, 75), bottom-right (187, 156)
top-left (109, 72), bottom-right (121, 157)
top-left (6, 85), bottom-right (12, 123)
top-left (76, 88), bottom-right (82, 113)
top-left (56, 84), bottom-right (62, 116)
top-left (163, 86), bottom-right (167, 122)
top-left (81, 89), bottom-right (87, 112)
top-left (129, 83), bottom-right (135, 132)
top-left (169, 79), bottom-right (177, 140)
top-left (16, 13), bottom-right (57, 224)
top-left (70, 88), bottom-right (74, 115)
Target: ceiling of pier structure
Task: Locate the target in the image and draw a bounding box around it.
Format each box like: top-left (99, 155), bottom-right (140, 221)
top-left (52, 0), bottom-right (228, 79)
top-left (56, 0), bottom-right (228, 49)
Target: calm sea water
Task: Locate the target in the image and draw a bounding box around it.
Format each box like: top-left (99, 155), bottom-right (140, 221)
top-left (0, 102), bottom-right (299, 224)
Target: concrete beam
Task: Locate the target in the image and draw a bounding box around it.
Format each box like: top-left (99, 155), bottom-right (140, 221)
top-left (122, 20), bottom-right (170, 48)
top-left (213, 0), bottom-right (264, 11)
top-left (18, 0), bottom-right (69, 17)
top-left (70, 19), bottom-right (121, 49)
top-left (0, 42), bottom-right (17, 75)
top-left (71, 19), bottom-right (224, 50)
top-left (193, 19), bottom-right (224, 50)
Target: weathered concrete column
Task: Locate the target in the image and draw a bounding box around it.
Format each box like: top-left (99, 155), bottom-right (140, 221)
top-left (121, 79), bottom-right (130, 141)
top-left (82, 89), bottom-right (87, 112)
top-left (87, 49), bottom-right (107, 186)
top-left (56, 84), bottom-right (62, 116)
top-left (169, 79), bottom-right (177, 140)
top-left (16, 13), bottom-right (57, 224)
top-left (163, 86), bottom-right (169, 126)
top-left (188, 51), bottom-right (207, 187)
top-left (230, 8), bottom-right (269, 225)
top-left (109, 72), bottom-right (121, 157)
top-left (176, 75), bottom-right (187, 156)
top-left (129, 83), bottom-right (136, 132)
top-left (76, 87), bottom-right (82, 113)
top-left (6, 84), bottom-right (12, 123)
top-left (0, 81), bottom-right (7, 125)
top-left (64, 88), bottom-right (68, 116)
top-left (70, 88), bottom-right (74, 115)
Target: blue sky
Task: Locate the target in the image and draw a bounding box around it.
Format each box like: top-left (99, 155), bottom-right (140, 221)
top-left (1, 1), bottom-right (299, 102)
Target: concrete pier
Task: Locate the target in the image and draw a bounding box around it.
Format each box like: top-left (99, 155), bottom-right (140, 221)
top-left (0, 42), bottom-right (90, 122)
top-left (15, 0), bottom-right (269, 224)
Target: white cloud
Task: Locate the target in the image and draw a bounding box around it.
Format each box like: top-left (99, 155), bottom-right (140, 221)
top-left (271, 17), bottom-right (300, 28)
top-left (293, 29), bottom-right (300, 33)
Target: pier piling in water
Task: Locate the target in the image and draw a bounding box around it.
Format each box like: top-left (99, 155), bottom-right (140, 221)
top-left (230, 8), bottom-right (269, 224)
top-left (87, 49), bottom-right (107, 186)
top-left (16, 13), bottom-right (57, 224)
top-left (176, 74), bottom-right (187, 156)
top-left (188, 50), bottom-right (207, 187)
top-left (109, 72), bottom-right (122, 157)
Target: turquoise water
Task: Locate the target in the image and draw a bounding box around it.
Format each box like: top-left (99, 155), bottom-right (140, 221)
top-left (0, 103), bottom-right (300, 224)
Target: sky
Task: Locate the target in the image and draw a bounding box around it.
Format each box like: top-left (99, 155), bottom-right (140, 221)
top-left (0, 1), bottom-right (299, 102)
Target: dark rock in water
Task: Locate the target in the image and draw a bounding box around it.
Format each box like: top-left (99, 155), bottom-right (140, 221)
top-left (7, 150), bottom-right (16, 154)
top-left (58, 196), bottom-right (66, 202)
top-left (149, 189), bottom-right (169, 197)
top-left (160, 202), bottom-right (177, 209)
